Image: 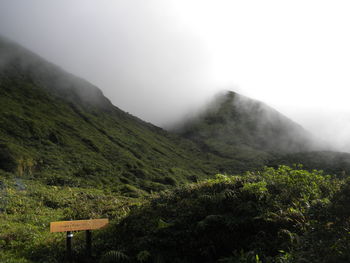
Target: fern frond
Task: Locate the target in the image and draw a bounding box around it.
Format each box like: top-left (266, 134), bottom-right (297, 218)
top-left (100, 250), bottom-right (129, 263)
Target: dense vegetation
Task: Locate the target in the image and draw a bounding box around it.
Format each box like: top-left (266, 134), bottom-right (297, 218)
top-left (96, 165), bottom-right (350, 263)
top-left (3, 166), bottom-right (350, 262)
top-left (0, 169), bottom-right (137, 262)
top-left (268, 151), bottom-right (350, 178)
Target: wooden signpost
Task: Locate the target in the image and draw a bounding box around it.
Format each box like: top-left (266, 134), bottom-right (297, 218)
top-left (50, 218), bottom-right (109, 262)
top-left (50, 218), bottom-right (109, 233)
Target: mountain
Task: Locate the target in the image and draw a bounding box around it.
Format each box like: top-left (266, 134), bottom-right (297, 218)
top-left (0, 36), bottom-right (221, 195)
top-left (172, 91), bottom-right (322, 172)
top-left (0, 35), bottom-right (348, 194)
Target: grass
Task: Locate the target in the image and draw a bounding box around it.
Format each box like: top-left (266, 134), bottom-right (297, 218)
top-left (0, 170), bottom-right (138, 262)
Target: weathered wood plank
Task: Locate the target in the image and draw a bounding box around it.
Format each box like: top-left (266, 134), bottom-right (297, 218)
top-left (50, 218), bottom-right (109, 232)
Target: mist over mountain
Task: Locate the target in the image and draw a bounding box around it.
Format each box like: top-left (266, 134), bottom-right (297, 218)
top-left (0, 35), bottom-right (223, 194)
top-left (2, 1), bottom-right (350, 154)
top-left (172, 91), bottom-right (323, 155)
top-left (0, 36), bottom-right (113, 109)
top-left (0, 36), bottom-right (345, 178)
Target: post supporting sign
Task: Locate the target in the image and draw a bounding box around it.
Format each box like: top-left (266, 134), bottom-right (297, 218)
top-left (50, 218), bottom-right (109, 261)
top-left (66, 231), bottom-right (73, 261)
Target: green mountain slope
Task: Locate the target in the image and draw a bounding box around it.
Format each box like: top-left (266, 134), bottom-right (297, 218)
top-left (2, 35), bottom-right (349, 188)
top-left (268, 150), bottom-right (350, 177)
top-left (0, 36), bottom-right (219, 194)
top-left (172, 91), bottom-right (320, 172)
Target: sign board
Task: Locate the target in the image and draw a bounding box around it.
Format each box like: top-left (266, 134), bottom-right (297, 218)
top-left (50, 218), bottom-right (109, 233)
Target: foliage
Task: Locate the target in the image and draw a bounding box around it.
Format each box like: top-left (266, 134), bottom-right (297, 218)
top-left (268, 151), bottom-right (350, 178)
top-left (97, 166), bottom-right (344, 263)
top-left (2, 165), bottom-right (350, 262)
top-left (0, 175), bottom-right (137, 262)
top-left (99, 250), bottom-right (129, 263)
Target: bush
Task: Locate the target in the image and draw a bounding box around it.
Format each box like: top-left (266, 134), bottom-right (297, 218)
top-left (99, 166), bottom-right (340, 263)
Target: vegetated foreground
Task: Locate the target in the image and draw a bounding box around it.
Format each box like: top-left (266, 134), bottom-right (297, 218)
top-left (97, 165), bottom-right (350, 263)
top-left (2, 165), bottom-right (350, 262)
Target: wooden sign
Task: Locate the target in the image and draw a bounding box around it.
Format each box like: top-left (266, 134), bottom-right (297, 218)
top-left (50, 218), bottom-right (109, 233)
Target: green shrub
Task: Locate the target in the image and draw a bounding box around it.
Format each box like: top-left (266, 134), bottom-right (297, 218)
top-left (99, 166), bottom-right (340, 263)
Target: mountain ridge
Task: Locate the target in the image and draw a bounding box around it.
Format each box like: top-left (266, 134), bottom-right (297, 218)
top-left (1, 35), bottom-right (349, 190)
top-left (0, 35), bottom-right (223, 194)
top-left (173, 90), bottom-right (319, 154)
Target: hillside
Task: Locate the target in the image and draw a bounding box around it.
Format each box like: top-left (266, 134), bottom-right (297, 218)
top-left (0, 36), bottom-right (221, 195)
top-left (3, 35), bottom-right (347, 187)
top-left (172, 91), bottom-right (321, 172)
top-left (268, 151), bottom-right (350, 177)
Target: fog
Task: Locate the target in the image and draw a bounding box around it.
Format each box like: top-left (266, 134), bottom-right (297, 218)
top-left (1, 0), bottom-right (350, 151)
top-left (0, 0), bottom-right (218, 126)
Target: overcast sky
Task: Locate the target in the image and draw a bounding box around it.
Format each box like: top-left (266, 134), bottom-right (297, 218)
top-left (1, 0), bottom-right (350, 150)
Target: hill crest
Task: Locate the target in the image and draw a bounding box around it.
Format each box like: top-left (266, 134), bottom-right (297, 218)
top-left (0, 36), bottom-right (220, 194)
top-left (173, 90), bottom-right (319, 158)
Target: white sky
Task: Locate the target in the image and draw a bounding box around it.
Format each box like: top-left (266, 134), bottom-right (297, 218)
top-left (1, 0), bottom-right (350, 150)
top-left (170, 1), bottom-right (350, 107)
top-left (167, 1), bottom-right (350, 150)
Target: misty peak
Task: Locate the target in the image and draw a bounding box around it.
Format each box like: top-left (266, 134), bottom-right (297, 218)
top-left (172, 90), bottom-right (320, 158)
top-left (0, 36), bottom-right (112, 109)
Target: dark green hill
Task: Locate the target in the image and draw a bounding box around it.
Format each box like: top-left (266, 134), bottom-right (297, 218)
top-left (2, 35), bottom-right (350, 187)
top-left (268, 151), bottom-right (350, 177)
top-left (0, 36), bottom-right (220, 194)
top-left (172, 91), bottom-right (320, 172)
